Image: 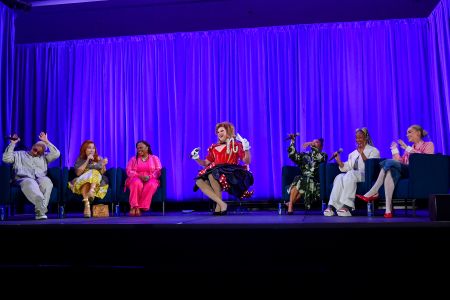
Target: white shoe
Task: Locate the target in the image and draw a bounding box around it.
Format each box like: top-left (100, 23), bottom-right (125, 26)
top-left (323, 208), bottom-right (335, 217)
top-left (35, 212), bottom-right (48, 220)
top-left (337, 208), bottom-right (352, 217)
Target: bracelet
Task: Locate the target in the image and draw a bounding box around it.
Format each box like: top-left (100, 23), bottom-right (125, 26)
top-left (405, 146), bottom-right (413, 153)
top-left (391, 148), bottom-right (399, 155)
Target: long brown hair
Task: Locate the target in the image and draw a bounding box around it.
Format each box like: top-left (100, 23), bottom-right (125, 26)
top-left (79, 140), bottom-right (99, 162)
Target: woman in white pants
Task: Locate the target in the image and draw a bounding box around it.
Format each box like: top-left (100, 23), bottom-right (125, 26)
top-left (324, 128), bottom-right (380, 217)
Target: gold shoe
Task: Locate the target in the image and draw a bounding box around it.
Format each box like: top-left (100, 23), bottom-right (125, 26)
top-left (82, 199), bottom-right (91, 218)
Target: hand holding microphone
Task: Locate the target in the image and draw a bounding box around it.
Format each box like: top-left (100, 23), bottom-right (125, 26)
top-left (7, 134), bottom-right (20, 144)
top-left (329, 148), bottom-right (343, 161)
top-left (191, 147), bottom-right (200, 160)
top-left (286, 132), bottom-right (300, 141)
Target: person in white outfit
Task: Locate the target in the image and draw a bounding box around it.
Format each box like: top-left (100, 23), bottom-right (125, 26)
top-left (323, 128), bottom-right (380, 217)
top-left (2, 132), bottom-right (60, 220)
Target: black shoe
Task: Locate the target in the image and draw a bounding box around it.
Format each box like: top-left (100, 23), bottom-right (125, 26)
top-left (212, 211), bottom-right (221, 216)
top-left (219, 210), bottom-right (228, 216)
top-left (287, 211), bottom-right (294, 215)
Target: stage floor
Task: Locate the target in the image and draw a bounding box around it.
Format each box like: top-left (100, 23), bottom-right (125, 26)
top-left (2, 208), bottom-right (450, 278)
top-left (0, 209), bottom-right (439, 226)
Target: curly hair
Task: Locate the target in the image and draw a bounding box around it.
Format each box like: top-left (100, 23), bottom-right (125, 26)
top-left (135, 140), bottom-right (153, 161)
top-left (215, 122), bottom-right (236, 141)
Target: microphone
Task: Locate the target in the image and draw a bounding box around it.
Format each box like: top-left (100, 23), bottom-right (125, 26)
top-left (6, 135), bottom-right (19, 141)
top-left (329, 148), bottom-right (343, 161)
top-left (285, 133), bottom-right (300, 141)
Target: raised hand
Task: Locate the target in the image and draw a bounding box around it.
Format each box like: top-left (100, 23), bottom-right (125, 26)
top-left (390, 141), bottom-right (398, 149)
top-left (397, 139), bottom-right (407, 149)
top-left (236, 133), bottom-right (251, 151)
top-left (10, 134), bottom-right (20, 144)
top-left (191, 147), bottom-right (200, 160)
top-left (287, 133), bottom-right (298, 140)
top-left (101, 157), bottom-right (108, 166)
top-left (357, 144), bottom-right (364, 154)
top-left (38, 132), bottom-right (49, 143)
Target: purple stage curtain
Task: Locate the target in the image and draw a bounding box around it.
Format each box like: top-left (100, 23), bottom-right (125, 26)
top-left (0, 3), bottom-right (14, 154)
top-left (10, 12), bottom-right (448, 201)
top-left (429, 0), bottom-right (450, 153)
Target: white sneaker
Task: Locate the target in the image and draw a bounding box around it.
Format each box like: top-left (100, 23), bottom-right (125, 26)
top-left (35, 212), bottom-right (48, 220)
top-left (323, 208), bottom-right (335, 217)
top-left (337, 209), bottom-right (352, 217)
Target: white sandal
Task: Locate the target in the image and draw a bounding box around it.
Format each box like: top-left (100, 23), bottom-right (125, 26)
top-left (323, 208), bottom-right (335, 217)
top-left (337, 208), bottom-right (352, 217)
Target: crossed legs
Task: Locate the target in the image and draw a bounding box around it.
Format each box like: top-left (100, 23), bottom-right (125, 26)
top-left (196, 174), bottom-right (227, 212)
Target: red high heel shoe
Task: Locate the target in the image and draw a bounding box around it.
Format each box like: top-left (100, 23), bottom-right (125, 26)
top-left (384, 206), bottom-right (394, 218)
top-left (356, 194), bottom-right (379, 203)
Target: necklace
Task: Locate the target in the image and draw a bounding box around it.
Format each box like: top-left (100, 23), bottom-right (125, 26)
top-left (141, 156), bottom-right (149, 162)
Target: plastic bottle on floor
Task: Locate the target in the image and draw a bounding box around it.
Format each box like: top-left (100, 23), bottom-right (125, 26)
top-left (367, 202), bottom-right (374, 217)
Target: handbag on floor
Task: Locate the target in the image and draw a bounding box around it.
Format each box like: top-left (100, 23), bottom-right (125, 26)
top-left (92, 204), bottom-right (109, 217)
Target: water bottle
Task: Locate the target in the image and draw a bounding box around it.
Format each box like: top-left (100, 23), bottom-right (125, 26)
top-left (367, 202), bottom-right (374, 217)
top-left (278, 203), bottom-right (282, 215)
top-left (59, 206), bottom-right (65, 219)
top-left (115, 204), bottom-right (120, 216)
top-left (0, 207), bottom-right (4, 221)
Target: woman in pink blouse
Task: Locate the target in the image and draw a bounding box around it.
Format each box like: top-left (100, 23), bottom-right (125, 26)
top-left (356, 125), bottom-right (434, 218)
top-left (125, 141), bottom-right (162, 216)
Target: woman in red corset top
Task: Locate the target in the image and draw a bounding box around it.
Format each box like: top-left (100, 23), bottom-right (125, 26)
top-left (356, 125), bottom-right (434, 218)
top-left (191, 122), bottom-right (254, 215)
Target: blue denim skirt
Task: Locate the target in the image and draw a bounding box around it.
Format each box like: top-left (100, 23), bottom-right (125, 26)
top-left (379, 159), bottom-right (409, 185)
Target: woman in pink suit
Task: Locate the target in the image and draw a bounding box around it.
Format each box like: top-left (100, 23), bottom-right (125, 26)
top-left (125, 141), bottom-right (162, 216)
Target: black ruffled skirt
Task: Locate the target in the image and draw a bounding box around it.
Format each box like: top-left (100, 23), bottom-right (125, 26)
top-left (194, 163), bottom-right (254, 199)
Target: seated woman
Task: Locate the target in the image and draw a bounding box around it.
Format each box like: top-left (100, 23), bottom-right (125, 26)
top-left (69, 140), bottom-right (109, 218)
top-left (125, 141), bottom-right (162, 217)
top-left (286, 135), bottom-right (327, 214)
top-left (356, 125), bottom-right (434, 218)
top-left (191, 121), bottom-right (253, 215)
top-left (324, 128), bottom-right (380, 217)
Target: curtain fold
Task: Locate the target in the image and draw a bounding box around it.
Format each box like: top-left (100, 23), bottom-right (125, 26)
top-left (429, 0), bottom-right (450, 154)
top-left (10, 12), bottom-right (448, 201)
top-left (0, 3), bottom-right (15, 154)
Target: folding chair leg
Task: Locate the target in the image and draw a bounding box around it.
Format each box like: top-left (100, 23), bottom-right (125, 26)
top-left (0, 206), bottom-right (5, 221)
top-left (404, 199), bottom-right (408, 216)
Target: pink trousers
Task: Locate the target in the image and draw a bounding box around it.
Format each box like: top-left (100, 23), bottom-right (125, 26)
top-left (128, 178), bottom-right (159, 210)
